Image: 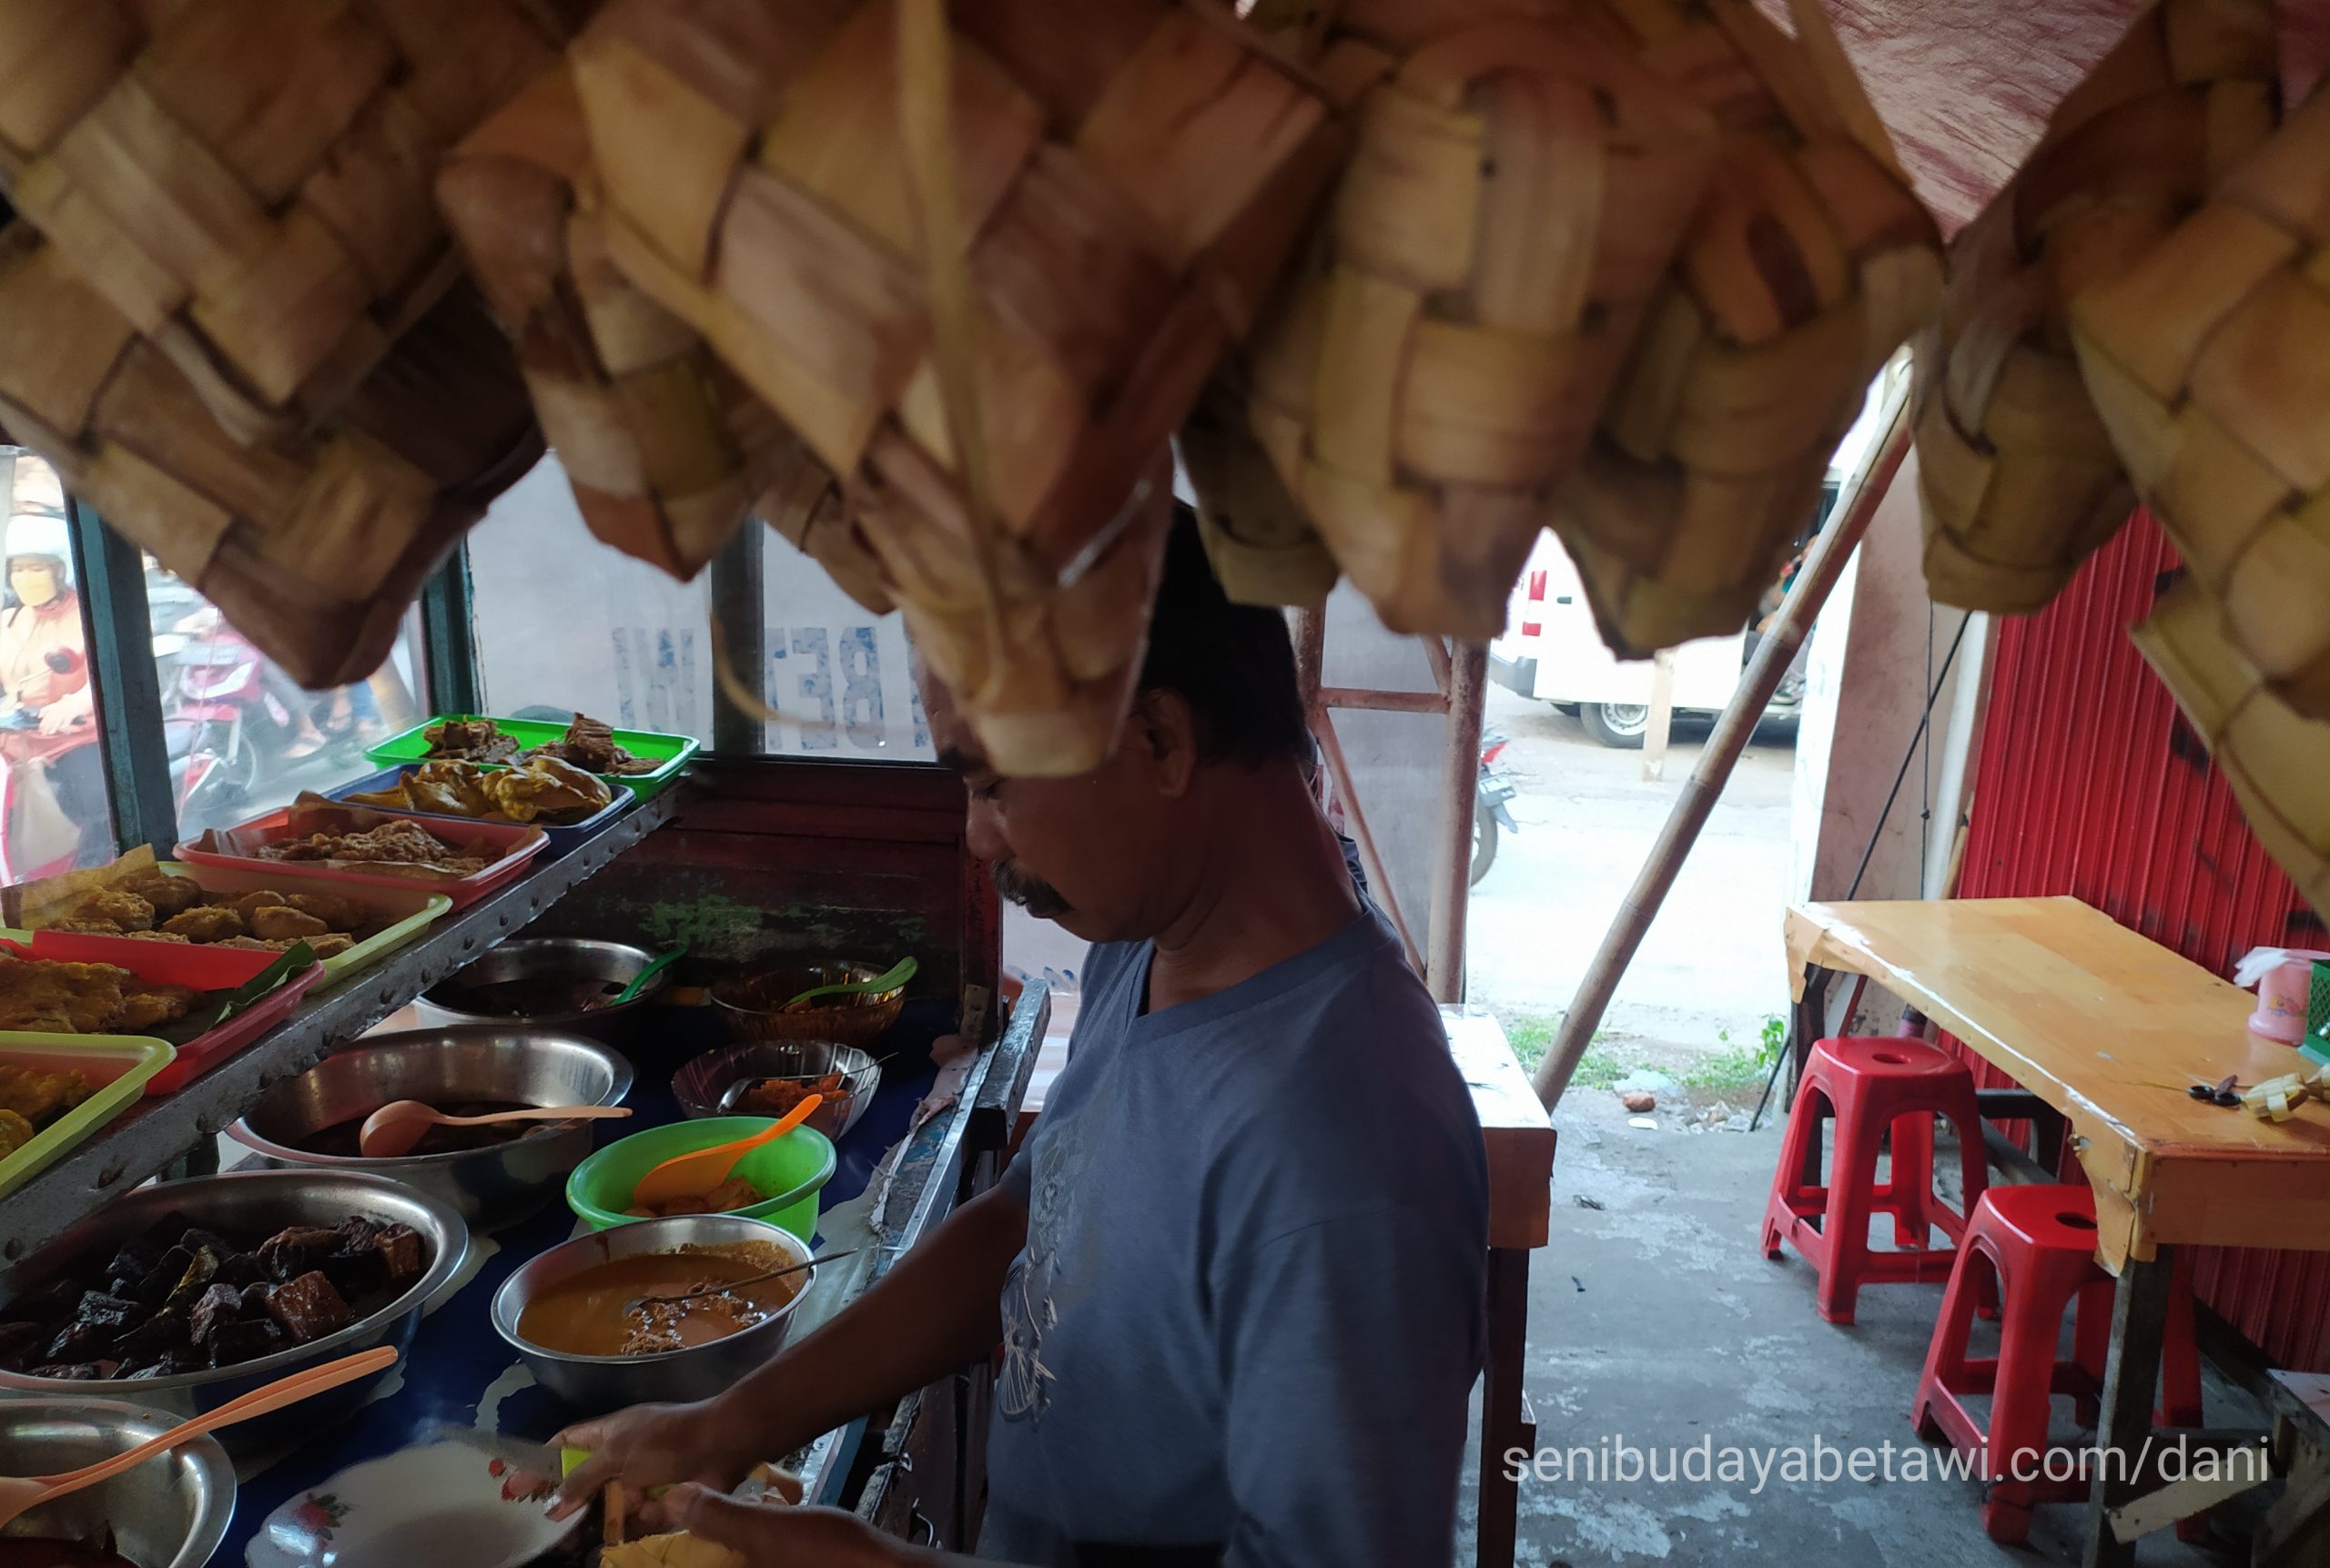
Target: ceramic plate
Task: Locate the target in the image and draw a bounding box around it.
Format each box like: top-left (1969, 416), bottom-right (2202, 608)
top-left (246, 1441), bottom-right (578, 1568)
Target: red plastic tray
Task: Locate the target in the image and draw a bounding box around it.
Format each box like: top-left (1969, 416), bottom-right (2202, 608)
top-left (0, 938), bottom-right (323, 1095)
top-left (177, 804), bottom-right (548, 911)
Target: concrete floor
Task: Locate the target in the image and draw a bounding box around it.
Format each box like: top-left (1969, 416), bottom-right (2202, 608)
top-left (1467, 685), bottom-right (1798, 1062)
top-left (1454, 1095), bottom-right (2275, 1566)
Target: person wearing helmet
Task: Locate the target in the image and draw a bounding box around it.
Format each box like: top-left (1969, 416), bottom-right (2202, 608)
top-left (0, 513), bottom-right (92, 736)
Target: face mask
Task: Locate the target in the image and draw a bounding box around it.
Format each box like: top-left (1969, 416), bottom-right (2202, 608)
top-left (9, 563), bottom-right (57, 608)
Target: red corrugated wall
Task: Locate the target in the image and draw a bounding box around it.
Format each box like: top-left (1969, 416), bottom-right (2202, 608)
top-left (1957, 510), bottom-right (2330, 1371)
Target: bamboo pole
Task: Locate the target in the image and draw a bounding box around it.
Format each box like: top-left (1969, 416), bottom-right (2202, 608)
top-left (1427, 641), bottom-right (1489, 1002)
top-left (1531, 405), bottom-right (1912, 1107)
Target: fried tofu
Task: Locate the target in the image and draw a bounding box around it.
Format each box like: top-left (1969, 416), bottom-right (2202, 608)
top-left (248, 906), bottom-right (328, 941)
top-left (163, 906), bottom-right (246, 943)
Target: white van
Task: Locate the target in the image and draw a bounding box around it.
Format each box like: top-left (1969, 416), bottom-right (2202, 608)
top-left (1487, 485), bottom-right (1832, 748)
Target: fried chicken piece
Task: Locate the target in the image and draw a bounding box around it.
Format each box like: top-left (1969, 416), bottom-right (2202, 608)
top-left (163, 905), bottom-right (246, 943)
top-left (481, 756), bottom-right (612, 823)
top-left (47, 919), bottom-right (126, 936)
top-left (0, 1063), bottom-right (90, 1123)
top-left (70, 891), bottom-right (155, 932)
top-left (422, 719), bottom-right (518, 764)
top-left (228, 891), bottom-right (291, 919)
top-left (216, 936), bottom-right (294, 952)
top-left (111, 984), bottom-right (195, 1033)
top-left (281, 893), bottom-right (362, 932)
top-left (248, 906), bottom-right (328, 941)
top-left (0, 1108), bottom-right (33, 1157)
top-left (119, 872), bottom-right (203, 918)
top-left (0, 958), bottom-right (128, 1033)
top-left (124, 931), bottom-right (191, 943)
top-left (308, 935), bottom-right (354, 959)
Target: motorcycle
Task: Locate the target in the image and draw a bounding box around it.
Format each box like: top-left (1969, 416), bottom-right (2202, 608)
top-left (1474, 730), bottom-right (1518, 887)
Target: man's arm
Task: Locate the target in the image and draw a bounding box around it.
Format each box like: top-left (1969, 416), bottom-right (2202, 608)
top-left (555, 1181), bottom-right (1029, 1518)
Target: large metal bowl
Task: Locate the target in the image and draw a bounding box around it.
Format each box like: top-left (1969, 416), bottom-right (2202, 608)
top-left (491, 1214), bottom-right (811, 1415)
top-left (225, 1026), bottom-right (633, 1230)
top-left (0, 1400), bottom-right (235, 1568)
top-left (0, 1171), bottom-right (468, 1451)
top-left (672, 1039), bottom-right (882, 1139)
top-left (707, 960), bottom-right (907, 1049)
top-left (420, 938), bottom-right (671, 1039)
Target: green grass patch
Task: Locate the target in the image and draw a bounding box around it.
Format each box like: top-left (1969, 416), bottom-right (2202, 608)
top-left (1495, 1009), bottom-right (1632, 1086)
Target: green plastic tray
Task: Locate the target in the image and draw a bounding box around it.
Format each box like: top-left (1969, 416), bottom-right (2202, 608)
top-left (5, 864), bottom-right (451, 997)
top-left (0, 1035), bottom-right (175, 1199)
top-left (365, 714), bottom-right (699, 803)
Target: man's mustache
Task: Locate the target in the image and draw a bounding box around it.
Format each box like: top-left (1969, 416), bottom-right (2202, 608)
top-left (993, 858), bottom-right (1072, 919)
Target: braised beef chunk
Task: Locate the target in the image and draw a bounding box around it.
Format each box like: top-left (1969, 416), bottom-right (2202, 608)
top-left (187, 1283), bottom-right (245, 1349)
top-left (103, 1239), bottom-right (167, 1288)
top-left (28, 1360), bottom-right (116, 1380)
top-left (258, 1227), bottom-right (340, 1284)
top-left (262, 1271), bottom-right (353, 1343)
top-left (208, 1319), bottom-right (284, 1367)
top-left (111, 1306), bottom-right (191, 1367)
top-left (1, 1215), bottom-right (426, 1379)
top-left (374, 1224), bottom-right (425, 1286)
top-left (161, 1248), bottom-right (222, 1313)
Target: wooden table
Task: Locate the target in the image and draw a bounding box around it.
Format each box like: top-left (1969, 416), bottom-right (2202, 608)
top-left (1444, 1007), bottom-right (1557, 1568)
top-left (1788, 896), bottom-right (2330, 1568)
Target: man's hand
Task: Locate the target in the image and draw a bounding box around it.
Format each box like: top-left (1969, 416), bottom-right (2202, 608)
top-left (548, 1401), bottom-right (759, 1523)
top-left (665, 1486), bottom-right (916, 1567)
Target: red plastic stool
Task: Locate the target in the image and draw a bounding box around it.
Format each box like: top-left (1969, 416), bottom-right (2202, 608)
top-left (1760, 1036), bottom-right (1989, 1324)
top-left (1911, 1184), bottom-right (2206, 1543)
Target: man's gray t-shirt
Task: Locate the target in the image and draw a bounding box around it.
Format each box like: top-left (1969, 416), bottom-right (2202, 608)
top-left (980, 907), bottom-right (1490, 1566)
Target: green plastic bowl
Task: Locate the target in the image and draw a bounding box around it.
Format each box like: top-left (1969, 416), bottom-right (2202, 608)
top-left (565, 1117), bottom-right (836, 1239)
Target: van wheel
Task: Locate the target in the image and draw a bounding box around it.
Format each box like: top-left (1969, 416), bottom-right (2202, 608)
top-left (1580, 703), bottom-right (1649, 749)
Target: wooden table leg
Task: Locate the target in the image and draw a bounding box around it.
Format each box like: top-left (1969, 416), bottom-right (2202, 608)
top-left (2084, 1249), bottom-right (2176, 1568)
top-left (1477, 1245), bottom-right (1533, 1568)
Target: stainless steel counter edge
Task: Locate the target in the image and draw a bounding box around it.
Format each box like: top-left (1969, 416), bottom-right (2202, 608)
top-left (0, 792), bottom-right (678, 1270)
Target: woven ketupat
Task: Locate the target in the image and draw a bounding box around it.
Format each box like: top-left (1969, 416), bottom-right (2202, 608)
top-left (2074, 85), bottom-right (2330, 722)
top-left (0, 0), bottom-right (575, 450)
top-left (441, 63), bottom-right (810, 581)
top-left (1180, 376), bottom-right (1340, 611)
top-left (1242, 19), bottom-right (1718, 637)
top-left (1915, 0), bottom-right (2277, 613)
top-left (856, 444), bottom-right (1175, 773)
top-left (1550, 0), bottom-right (1942, 658)
top-left (0, 225), bottom-right (541, 685)
top-left (568, 0), bottom-right (1338, 772)
top-left (2136, 579), bottom-right (2330, 920)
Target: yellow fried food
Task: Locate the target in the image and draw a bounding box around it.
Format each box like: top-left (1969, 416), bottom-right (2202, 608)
top-left (47, 919), bottom-right (127, 936)
top-left (119, 871), bottom-right (203, 917)
top-left (0, 1108), bottom-right (35, 1157)
top-left (0, 959), bottom-right (127, 1033)
top-left (163, 905), bottom-right (247, 943)
top-left (70, 891), bottom-right (154, 933)
top-left (282, 893), bottom-right (363, 932)
top-left (228, 890), bottom-right (291, 918)
top-left (248, 906), bottom-right (328, 941)
top-left (481, 756), bottom-right (613, 824)
top-left (598, 1534), bottom-right (745, 1568)
top-left (308, 934), bottom-right (354, 959)
top-left (124, 931), bottom-right (191, 943)
top-left (0, 1062), bottom-right (91, 1123)
top-left (111, 985), bottom-right (194, 1033)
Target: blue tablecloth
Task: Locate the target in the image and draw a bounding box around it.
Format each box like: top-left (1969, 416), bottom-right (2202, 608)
top-left (221, 1002), bottom-right (949, 1562)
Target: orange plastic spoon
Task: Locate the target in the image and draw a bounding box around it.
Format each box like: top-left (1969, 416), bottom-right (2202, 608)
top-left (358, 1100), bottom-right (633, 1158)
top-left (630, 1095), bottom-right (823, 1209)
top-left (0, 1345), bottom-right (398, 1527)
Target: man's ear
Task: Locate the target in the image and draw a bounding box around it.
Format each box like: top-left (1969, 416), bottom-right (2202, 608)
top-left (1128, 688), bottom-right (1200, 798)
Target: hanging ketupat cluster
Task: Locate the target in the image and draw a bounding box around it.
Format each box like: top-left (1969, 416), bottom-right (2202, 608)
top-left (1194, 0), bottom-right (1943, 657)
top-left (0, 0), bottom-right (578, 684)
top-left (1913, 0), bottom-right (2278, 613)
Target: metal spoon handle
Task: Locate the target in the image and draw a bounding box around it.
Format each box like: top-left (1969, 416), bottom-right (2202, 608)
top-left (626, 1248), bottom-right (861, 1313)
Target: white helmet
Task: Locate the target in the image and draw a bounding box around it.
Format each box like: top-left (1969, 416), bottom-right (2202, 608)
top-left (5, 512), bottom-right (73, 586)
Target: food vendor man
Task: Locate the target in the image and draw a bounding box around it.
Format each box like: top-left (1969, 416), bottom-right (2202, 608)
top-left (557, 515), bottom-right (1492, 1566)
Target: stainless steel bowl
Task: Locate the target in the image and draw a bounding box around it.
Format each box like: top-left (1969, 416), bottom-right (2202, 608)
top-left (0, 1400), bottom-right (234, 1568)
top-left (420, 938), bottom-right (671, 1038)
top-left (226, 1026), bottom-right (633, 1230)
top-left (0, 1171), bottom-right (468, 1451)
top-left (491, 1214), bottom-right (812, 1415)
